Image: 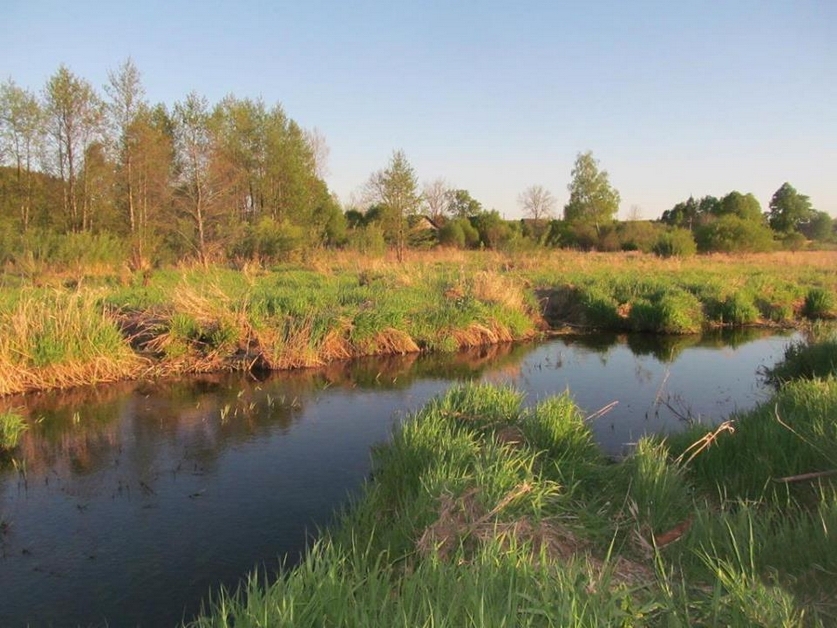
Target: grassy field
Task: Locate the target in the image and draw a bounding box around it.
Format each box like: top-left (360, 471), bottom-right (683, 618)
top-left (0, 249), bottom-right (835, 396)
top-left (186, 331), bottom-right (837, 627)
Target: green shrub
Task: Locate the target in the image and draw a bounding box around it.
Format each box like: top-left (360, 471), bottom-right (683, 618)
top-left (232, 218), bottom-right (309, 263)
top-left (629, 291), bottom-right (703, 334)
top-left (707, 292), bottom-right (760, 326)
top-left (347, 225), bottom-right (387, 256)
top-left (802, 287), bottom-right (836, 319)
top-left (580, 286), bottom-right (624, 329)
top-left (695, 216), bottom-right (776, 253)
top-left (652, 228), bottom-right (697, 257)
top-left (438, 220), bottom-right (466, 248)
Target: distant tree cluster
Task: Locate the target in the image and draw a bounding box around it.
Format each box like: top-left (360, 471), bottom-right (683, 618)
top-left (658, 183), bottom-right (834, 253)
top-left (1, 63), bottom-right (834, 267)
top-left (0, 60), bottom-right (341, 268)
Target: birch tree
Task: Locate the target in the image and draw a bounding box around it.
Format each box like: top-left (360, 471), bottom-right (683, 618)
top-left (366, 150), bottom-right (420, 262)
top-left (0, 79), bottom-right (44, 229)
top-left (44, 65), bottom-right (105, 231)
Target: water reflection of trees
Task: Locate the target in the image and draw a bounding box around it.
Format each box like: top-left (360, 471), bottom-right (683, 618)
top-left (560, 328), bottom-right (793, 364)
top-left (2, 331), bottom-right (789, 486)
top-left (1, 342), bottom-right (540, 484)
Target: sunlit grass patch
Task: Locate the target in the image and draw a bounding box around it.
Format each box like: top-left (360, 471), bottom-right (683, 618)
top-left (0, 289), bottom-right (141, 395)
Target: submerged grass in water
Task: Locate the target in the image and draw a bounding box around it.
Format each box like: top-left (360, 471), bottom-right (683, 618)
top-left (0, 409), bottom-right (26, 452)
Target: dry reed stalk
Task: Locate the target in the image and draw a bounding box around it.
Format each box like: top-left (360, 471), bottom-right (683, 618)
top-left (674, 420), bottom-right (736, 466)
top-left (258, 319), bottom-right (323, 370)
top-left (318, 324), bottom-right (354, 362)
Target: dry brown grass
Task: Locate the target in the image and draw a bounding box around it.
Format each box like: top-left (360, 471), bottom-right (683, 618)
top-left (0, 354), bottom-right (144, 397)
top-left (416, 484), bottom-right (653, 589)
top-left (471, 270), bottom-right (528, 312)
top-left (0, 290), bottom-right (144, 396)
top-left (352, 328), bottom-right (420, 356)
top-left (450, 321), bottom-right (514, 348)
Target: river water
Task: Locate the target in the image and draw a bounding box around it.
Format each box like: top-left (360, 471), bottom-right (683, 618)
top-left (0, 330), bottom-right (795, 627)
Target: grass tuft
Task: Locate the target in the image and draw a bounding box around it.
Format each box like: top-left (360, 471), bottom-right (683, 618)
top-left (0, 409), bottom-right (27, 452)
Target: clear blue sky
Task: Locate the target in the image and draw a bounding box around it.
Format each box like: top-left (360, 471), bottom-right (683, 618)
top-left (2, 0), bottom-right (835, 219)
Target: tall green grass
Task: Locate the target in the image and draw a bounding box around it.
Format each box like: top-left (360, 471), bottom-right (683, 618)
top-left (767, 327), bottom-right (837, 384)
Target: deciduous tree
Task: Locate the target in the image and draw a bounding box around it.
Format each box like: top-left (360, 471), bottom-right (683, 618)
top-left (422, 178), bottom-right (450, 224)
top-left (365, 150), bottom-right (420, 262)
top-left (173, 92), bottom-right (229, 265)
top-left (448, 189), bottom-right (482, 219)
top-left (563, 151), bottom-right (620, 231)
top-left (518, 184), bottom-right (556, 222)
top-left (716, 191), bottom-right (763, 222)
top-left (44, 65), bottom-right (105, 231)
top-left (0, 79), bottom-right (44, 229)
top-left (106, 58), bottom-right (145, 242)
top-left (768, 182), bottom-right (814, 234)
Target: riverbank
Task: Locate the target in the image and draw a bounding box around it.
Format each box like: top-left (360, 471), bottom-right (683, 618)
top-left (187, 332), bottom-right (837, 627)
top-left (1, 250), bottom-right (835, 396)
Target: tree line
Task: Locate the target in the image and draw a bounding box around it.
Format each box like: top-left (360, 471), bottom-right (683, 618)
top-left (0, 60), bottom-right (341, 268)
top-left (1, 61), bottom-right (834, 269)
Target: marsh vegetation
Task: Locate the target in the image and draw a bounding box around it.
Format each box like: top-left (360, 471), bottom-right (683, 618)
top-left (189, 331), bottom-right (837, 627)
top-left (1, 250), bottom-right (835, 396)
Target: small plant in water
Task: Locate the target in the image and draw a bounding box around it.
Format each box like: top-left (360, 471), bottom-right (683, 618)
top-left (0, 410), bottom-right (27, 452)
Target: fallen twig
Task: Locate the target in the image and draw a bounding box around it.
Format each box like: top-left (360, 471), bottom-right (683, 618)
top-left (774, 469), bottom-right (837, 484)
top-left (584, 400), bottom-right (618, 423)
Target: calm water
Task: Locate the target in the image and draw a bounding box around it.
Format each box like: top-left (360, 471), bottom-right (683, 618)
top-left (0, 330), bottom-right (795, 627)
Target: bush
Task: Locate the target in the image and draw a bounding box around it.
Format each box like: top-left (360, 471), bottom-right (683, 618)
top-left (628, 291), bottom-right (703, 334)
top-left (616, 221), bottom-right (665, 253)
top-left (653, 228), bottom-right (697, 258)
top-left (437, 219), bottom-right (479, 249)
top-left (695, 216), bottom-right (776, 253)
top-left (580, 286), bottom-right (624, 329)
top-left (347, 225), bottom-right (387, 256)
top-left (707, 292), bottom-right (760, 326)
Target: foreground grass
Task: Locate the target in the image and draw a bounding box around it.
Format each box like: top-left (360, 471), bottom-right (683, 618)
top-left (187, 335), bottom-right (837, 627)
top-left (1, 249), bottom-right (835, 396)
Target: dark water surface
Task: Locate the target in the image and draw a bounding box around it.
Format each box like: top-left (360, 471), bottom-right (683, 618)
top-left (0, 330), bottom-right (795, 627)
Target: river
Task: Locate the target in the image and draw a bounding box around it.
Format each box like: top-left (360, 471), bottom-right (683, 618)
top-left (0, 330), bottom-right (795, 627)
